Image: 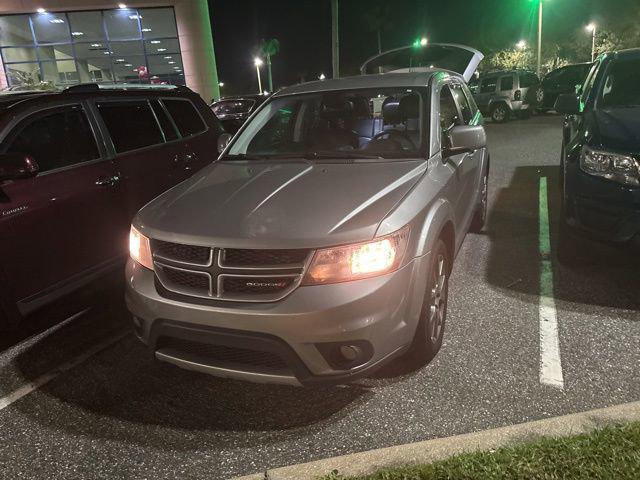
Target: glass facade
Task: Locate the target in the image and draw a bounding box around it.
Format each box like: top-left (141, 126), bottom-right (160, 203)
top-left (0, 7), bottom-right (184, 89)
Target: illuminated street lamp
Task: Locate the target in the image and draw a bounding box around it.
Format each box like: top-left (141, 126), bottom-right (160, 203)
top-left (516, 40), bottom-right (527, 50)
top-left (586, 23), bottom-right (597, 61)
top-left (420, 37), bottom-right (428, 46)
top-left (254, 57), bottom-right (263, 94)
top-left (319, 73), bottom-right (326, 80)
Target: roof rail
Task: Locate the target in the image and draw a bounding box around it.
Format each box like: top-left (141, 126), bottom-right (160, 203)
top-left (63, 83), bottom-right (193, 93)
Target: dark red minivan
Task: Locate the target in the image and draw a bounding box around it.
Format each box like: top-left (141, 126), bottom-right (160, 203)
top-left (0, 85), bottom-right (223, 328)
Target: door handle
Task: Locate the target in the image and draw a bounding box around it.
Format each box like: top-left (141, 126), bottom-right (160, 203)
top-left (95, 174), bottom-right (120, 187)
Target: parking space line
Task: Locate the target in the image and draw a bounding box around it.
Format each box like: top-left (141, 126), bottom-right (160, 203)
top-left (0, 330), bottom-right (128, 411)
top-left (538, 177), bottom-right (564, 390)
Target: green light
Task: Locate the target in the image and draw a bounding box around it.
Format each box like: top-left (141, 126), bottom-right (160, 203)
top-left (412, 37), bottom-right (428, 48)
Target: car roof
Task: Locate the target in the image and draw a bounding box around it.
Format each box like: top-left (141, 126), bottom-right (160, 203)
top-left (273, 71), bottom-right (457, 97)
top-left (0, 85), bottom-right (199, 113)
top-left (611, 47), bottom-right (640, 60)
top-left (216, 94), bottom-right (266, 102)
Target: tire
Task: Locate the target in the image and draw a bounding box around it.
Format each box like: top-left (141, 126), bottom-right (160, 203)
top-left (409, 239), bottom-right (450, 364)
top-left (490, 103), bottom-right (509, 123)
top-left (470, 170), bottom-right (488, 233)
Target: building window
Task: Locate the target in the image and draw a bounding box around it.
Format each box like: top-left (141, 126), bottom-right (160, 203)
top-left (0, 7), bottom-right (184, 90)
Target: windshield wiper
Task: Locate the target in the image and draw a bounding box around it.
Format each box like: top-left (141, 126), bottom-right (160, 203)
top-left (304, 151), bottom-right (385, 160)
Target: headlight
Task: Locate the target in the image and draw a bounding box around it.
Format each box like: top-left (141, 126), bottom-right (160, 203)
top-left (580, 147), bottom-right (639, 187)
top-left (302, 226), bottom-right (410, 285)
top-left (129, 226), bottom-right (154, 270)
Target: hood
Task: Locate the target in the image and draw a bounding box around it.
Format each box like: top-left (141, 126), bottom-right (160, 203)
top-left (592, 107), bottom-right (640, 152)
top-left (136, 159), bottom-right (427, 249)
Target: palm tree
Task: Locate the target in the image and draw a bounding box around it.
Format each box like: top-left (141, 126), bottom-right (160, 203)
top-left (364, 1), bottom-right (392, 54)
top-left (260, 38), bottom-right (280, 92)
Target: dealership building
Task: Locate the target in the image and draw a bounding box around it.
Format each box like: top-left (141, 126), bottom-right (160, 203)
top-left (0, 0), bottom-right (220, 101)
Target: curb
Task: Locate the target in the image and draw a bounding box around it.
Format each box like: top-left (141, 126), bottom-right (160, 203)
top-left (233, 400), bottom-right (640, 480)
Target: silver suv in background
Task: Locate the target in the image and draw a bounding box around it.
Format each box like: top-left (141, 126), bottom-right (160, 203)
top-left (470, 70), bottom-right (540, 122)
top-left (125, 44), bottom-right (490, 386)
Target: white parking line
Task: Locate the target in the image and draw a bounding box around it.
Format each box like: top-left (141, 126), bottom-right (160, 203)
top-left (0, 328), bottom-right (128, 411)
top-left (538, 177), bottom-right (564, 389)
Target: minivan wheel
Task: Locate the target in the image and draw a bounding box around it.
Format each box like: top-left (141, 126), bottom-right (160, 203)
top-left (490, 103), bottom-right (509, 123)
top-left (409, 239), bottom-right (450, 364)
top-left (470, 171), bottom-right (488, 233)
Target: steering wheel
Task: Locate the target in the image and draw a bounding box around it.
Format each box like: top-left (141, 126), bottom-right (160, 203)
top-left (371, 129), bottom-right (416, 150)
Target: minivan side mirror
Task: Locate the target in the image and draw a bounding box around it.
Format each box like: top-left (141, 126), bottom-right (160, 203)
top-left (555, 94), bottom-right (580, 115)
top-left (217, 132), bottom-right (233, 154)
top-left (443, 125), bottom-right (486, 157)
top-left (0, 153), bottom-right (39, 182)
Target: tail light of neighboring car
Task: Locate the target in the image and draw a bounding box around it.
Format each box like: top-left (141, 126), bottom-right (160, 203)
top-left (514, 90), bottom-right (522, 101)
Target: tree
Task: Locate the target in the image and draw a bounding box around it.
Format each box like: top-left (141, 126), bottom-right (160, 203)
top-left (260, 38), bottom-right (280, 92)
top-left (485, 47), bottom-right (535, 71)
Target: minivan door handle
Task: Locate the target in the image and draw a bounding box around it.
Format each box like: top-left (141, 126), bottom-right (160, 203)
top-left (95, 174), bottom-right (121, 187)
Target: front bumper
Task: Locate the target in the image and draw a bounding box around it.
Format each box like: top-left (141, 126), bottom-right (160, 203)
top-left (565, 162), bottom-right (640, 244)
top-left (125, 254), bottom-right (428, 385)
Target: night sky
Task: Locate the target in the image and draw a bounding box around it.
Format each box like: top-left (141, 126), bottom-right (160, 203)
top-left (209, 0), bottom-right (639, 95)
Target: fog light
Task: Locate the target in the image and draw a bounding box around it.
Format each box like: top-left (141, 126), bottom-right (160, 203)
top-left (339, 345), bottom-right (361, 362)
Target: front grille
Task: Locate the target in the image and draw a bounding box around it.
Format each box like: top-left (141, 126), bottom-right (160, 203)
top-left (222, 276), bottom-right (295, 295)
top-left (222, 248), bottom-right (309, 267)
top-left (153, 242), bottom-right (310, 303)
top-left (152, 240), bottom-right (211, 265)
top-left (158, 266), bottom-right (210, 295)
top-left (157, 337), bottom-right (288, 371)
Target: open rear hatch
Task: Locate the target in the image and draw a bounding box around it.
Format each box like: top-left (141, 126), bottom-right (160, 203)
top-left (360, 43), bottom-right (483, 82)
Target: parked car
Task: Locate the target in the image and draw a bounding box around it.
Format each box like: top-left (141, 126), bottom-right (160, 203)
top-left (556, 49), bottom-right (640, 247)
top-left (210, 94), bottom-right (268, 134)
top-left (0, 84), bottom-right (223, 328)
top-left (539, 62), bottom-right (592, 112)
top-left (126, 44), bottom-right (490, 386)
top-left (470, 69), bottom-right (540, 122)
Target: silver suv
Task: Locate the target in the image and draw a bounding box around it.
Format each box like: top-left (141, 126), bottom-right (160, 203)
top-left (470, 70), bottom-right (540, 122)
top-left (126, 45), bottom-right (490, 385)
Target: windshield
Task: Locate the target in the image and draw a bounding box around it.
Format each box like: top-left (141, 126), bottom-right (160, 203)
top-left (226, 87), bottom-right (426, 160)
top-left (212, 99), bottom-right (256, 117)
top-left (599, 57), bottom-right (640, 108)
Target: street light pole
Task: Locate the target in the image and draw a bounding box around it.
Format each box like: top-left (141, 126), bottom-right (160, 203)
top-left (254, 57), bottom-right (263, 94)
top-left (331, 0), bottom-right (339, 78)
top-left (537, 0), bottom-right (543, 77)
top-left (587, 23), bottom-right (597, 61)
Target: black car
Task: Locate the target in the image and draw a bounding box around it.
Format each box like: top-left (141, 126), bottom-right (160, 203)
top-left (556, 49), bottom-right (640, 246)
top-left (210, 94), bottom-right (268, 133)
top-left (539, 62), bottom-right (592, 112)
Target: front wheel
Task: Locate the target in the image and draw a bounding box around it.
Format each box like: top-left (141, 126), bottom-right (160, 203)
top-left (409, 239), bottom-right (450, 364)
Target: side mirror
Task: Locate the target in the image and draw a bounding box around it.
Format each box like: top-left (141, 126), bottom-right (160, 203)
top-left (217, 132), bottom-right (233, 154)
top-left (443, 125), bottom-right (486, 157)
top-left (555, 94), bottom-right (580, 115)
top-left (0, 153), bottom-right (39, 182)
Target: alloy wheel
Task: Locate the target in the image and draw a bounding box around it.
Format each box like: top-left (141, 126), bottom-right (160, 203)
top-left (427, 254), bottom-right (448, 344)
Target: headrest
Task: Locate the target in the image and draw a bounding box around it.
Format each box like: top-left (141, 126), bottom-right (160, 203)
top-left (321, 95), bottom-right (353, 118)
top-left (381, 97), bottom-right (401, 124)
top-left (399, 95), bottom-right (419, 119)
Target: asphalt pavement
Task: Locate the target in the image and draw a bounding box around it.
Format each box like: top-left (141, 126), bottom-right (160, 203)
top-left (0, 114), bottom-right (638, 480)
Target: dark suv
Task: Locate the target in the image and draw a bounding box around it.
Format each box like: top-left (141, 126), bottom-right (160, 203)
top-left (556, 49), bottom-right (640, 246)
top-left (539, 62), bottom-right (592, 112)
top-left (0, 85), bottom-right (222, 328)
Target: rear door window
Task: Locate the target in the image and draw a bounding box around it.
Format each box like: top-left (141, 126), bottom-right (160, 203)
top-left (5, 105), bottom-right (99, 172)
top-left (163, 98), bottom-right (206, 137)
top-left (150, 100), bottom-right (179, 141)
top-left (480, 77), bottom-right (497, 93)
top-left (97, 100), bottom-right (164, 154)
top-left (499, 76), bottom-right (514, 91)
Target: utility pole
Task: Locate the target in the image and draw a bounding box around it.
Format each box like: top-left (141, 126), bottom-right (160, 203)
top-left (537, 0), bottom-right (543, 77)
top-left (331, 0), bottom-right (339, 78)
